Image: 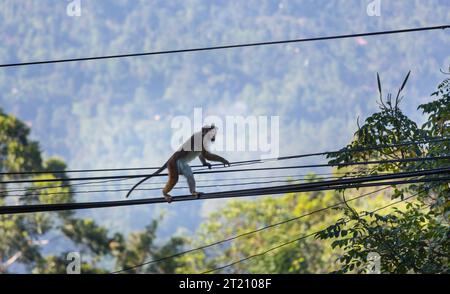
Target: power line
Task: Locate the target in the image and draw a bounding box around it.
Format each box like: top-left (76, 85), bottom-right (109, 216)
top-left (3, 177), bottom-right (309, 198)
top-left (0, 161), bottom-right (256, 176)
top-left (201, 192), bottom-right (422, 274)
top-left (0, 171), bottom-right (378, 195)
top-left (0, 25), bottom-right (448, 68)
top-left (3, 169), bottom-right (448, 213)
top-left (0, 168), bottom-right (432, 198)
top-left (2, 137), bottom-right (448, 176)
top-left (0, 177), bottom-right (134, 194)
top-left (1, 155), bottom-right (449, 185)
top-left (3, 175), bottom-right (345, 198)
top-left (0, 167), bottom-right (448, 214)
top-left (111, 186), bottom-right (391, 274)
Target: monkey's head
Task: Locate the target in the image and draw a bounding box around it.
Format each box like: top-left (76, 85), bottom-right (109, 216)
top-left (202, 124), bottom-right (217, 143)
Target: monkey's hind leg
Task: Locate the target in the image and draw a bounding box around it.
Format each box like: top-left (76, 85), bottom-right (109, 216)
top-left (162, 160), bottom-right (179, 203)
top-left (187, 174), bottom-right (202, 198)
top-left (179, 160), bottom-right (203, 198)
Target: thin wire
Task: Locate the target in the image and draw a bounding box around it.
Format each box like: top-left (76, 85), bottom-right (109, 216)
top-left (1, 155), bottom-right (448, 184)
top-left (0, 167), bottom-right (448, 214)
top-left (0, 169), bottom-right (427, 198)
top-left (3, 175), bottom-right (345, 198)
top-left (2, 137), bottom-right (448, 176)
top-left (111, 186), bottom-right (390, 274)
top-left (4, 177), bottom-right (308, 198)
top-left (16, 172), bottom-right (349, 190)
top-left (0, 170), bottom-right (396, 195)
top-left (1, 177), bottom-right (136, 195)
top-left (1, 25), bottom-right (448, 68)
top-left (201, 192), bottom-right (423, 274)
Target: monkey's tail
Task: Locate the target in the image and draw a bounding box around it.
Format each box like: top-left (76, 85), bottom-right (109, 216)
top-left (125, 162), bottom-right (168, 198)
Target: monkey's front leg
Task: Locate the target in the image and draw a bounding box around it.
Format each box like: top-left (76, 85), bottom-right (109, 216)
top-left (202, 151), bottom-right (230, 167)
top-left (199, 154), bottom-right (212, 169)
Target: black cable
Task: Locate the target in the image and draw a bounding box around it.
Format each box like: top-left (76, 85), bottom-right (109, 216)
top-left (0, 25), bottom-right (448, 68)
top-left (0, 178), bottom-right (135, 194)
top-left (1, 155), bottom-right (449, 185)
top-left (0, 169), bottom-right (428, 198)
top-left (2, 175), bottom-right (343, 198)
top-left (4, 169), bottom-right (449, 210)
top-left (197, 167), bottom-right (448, 198)
top-left (0, 167), bottom-right (448, 215)
top-left (3, 177), bottom-right (307, 198)
top-left (0, 171), bottom-right (375, 195)
top-left (201, 192), bottom-right (423, 274)
top-left (111, 186), bottom-right (390, 273)
top-left (2, 137), bottom-right (448, 176)
top-left (206, 137), bottom-right (450, 171)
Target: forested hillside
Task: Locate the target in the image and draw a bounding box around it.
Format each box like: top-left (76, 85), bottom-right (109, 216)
top-left (0, 0), bottom-right (449, 264)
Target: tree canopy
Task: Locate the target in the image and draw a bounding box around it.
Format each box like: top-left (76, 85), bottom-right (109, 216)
top-left (174, 73), bottom-right (449, 274)
top-left (0, 108), bottom-right (186, 273)
top-left (0, 73), bottom-right (448, 273)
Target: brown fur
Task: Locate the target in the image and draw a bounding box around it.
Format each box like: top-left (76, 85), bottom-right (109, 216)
top-left (125, 125), bottom-right (230, 203)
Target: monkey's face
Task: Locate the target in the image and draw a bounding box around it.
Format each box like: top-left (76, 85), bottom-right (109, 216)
top-left (202, 125), bottom-right (217, 143)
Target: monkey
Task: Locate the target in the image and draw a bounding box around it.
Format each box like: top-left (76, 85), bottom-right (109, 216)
top-left (125, 124), bottom-right (230, 203)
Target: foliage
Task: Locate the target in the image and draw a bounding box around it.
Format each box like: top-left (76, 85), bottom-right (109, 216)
top-left (0, 108), bottom-right (42, 174)
top-left (316, 74), bottom-right (449, 273)
top-left (174, 73), bottom-right (449, 274)
top-left (1, 0), bottom-right (449, 238)
top-left (113, 219), bottom-right (186, 274)
top-left (0, 0), bottom-right (449, 272)
top-left (0, 108), bottom-right (185, 273)
top-left (175, 183), bottom-right (391, 274)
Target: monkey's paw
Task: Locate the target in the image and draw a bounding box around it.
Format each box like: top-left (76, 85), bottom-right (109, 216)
top-left (164, 194), bottom-right (172, 204)
top-left (192, 191), bottom-right (204, 199)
